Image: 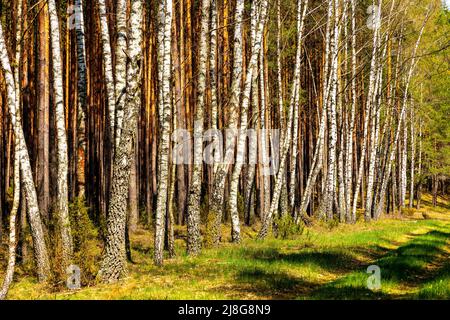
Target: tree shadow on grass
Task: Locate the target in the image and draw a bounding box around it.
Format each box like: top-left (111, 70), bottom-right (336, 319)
top-left (245, 249), bottom-right (365, 274)
top-left (228, 267), bottom-right (322, 299)
top-left (306, 229), bottom-right (450, 299)
top-left (420, 198), bottom-right (450, 211)
top-left (416, 259), bottom-right (450, 299)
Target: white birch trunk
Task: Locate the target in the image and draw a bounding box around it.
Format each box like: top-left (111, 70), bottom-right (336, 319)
top-left (48, 0), bottom-right (74, 268)
top-left (345, 0), bottom-right (357, 223)
top-left (0, 136), bottom-right (20, 300)
top-left (0, 22), bottom-right (51, 282)
top-left (400, 111), bottom-right (408, 207)
top-left (113, 0), bottom-right (128, 147)
top-left (97, 0), bottom-right (116, 139)
top-left (100, 0), bottom-right (144, 280)
top-left (74, 0), bottom-right (88, 197)
top-left (154, 0), bottom-right (173, 265)
top-left (409, 105), bottom-right (416, 208)
top-left (259, 49), bottom-right (271, 223)
top-left (209, 0), bottom-right (246, 246)
top-left (259, 0), bottom-right (308, 239)
top-left (229, 0), bottom-right (268, 243)
top-left (322, 0), bottom-right (341, 220)
top-left (352, 0), bottom-right (381, 222)
top-left (0, 1), bottom-right (23, 297)
top-left (187, 0), bottom-right (210, 254)
top-left (374, 12), bottom-right (430, 219)
top-left (416, 119), bottom-right (423, 209)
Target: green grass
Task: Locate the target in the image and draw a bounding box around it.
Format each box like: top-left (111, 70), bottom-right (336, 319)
top-left (3, 201), bottom-right (450, 300)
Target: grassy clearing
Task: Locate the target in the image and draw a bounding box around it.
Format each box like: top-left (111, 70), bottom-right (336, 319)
top-left (3, 196), bottom-right (450, 300)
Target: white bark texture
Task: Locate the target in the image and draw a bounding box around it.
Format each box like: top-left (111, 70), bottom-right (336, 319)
top-left (259, 0), bottom-right (308, 239)
top-left (100, 0), bottom-right (144, 281)
top-left (74, 0), bottom-right (88, 197)
top-left (154, 0), bottom-right (173, 265)
top-left (98, 0), bottom-right (116, 139)
top-left (208, 0), bottom-right (245, 246)
top-left (114, 0), bottom-right (128, 148)
top-left (48, 0), bottom-right (74, 268)
top-left (187, 0), bottom-right (210, 255)
top-left (374, 12), bottom-right (429, 219)
top-left (228, 0), bottom-right (265, 243)
top-left (0, 22), bottom-right (51, 282)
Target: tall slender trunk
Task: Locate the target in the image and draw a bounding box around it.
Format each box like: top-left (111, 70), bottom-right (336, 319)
top-left (74, 0), bottom-right (88, 198)
top-left (374, 11), bottom-right (430, 219)
top-left (259, 49), bottom-right (271, 223)
top-left (48, 0), bottom-right (74, 269)
top-left (228, 0), bottom-right (265, 243)
top-left (154, 0), bottom-right (173, 265)
top-left (259, 0), bottom-right (308, 239)
top-left (409, 105), bottom-right (416, 208)
top-left (0, 1), bottom-right (23, 295)
top-left (98, 0), bottom-right (116, 139)
top-left (187, 0), bottom-right (210, 255)
top-left (208, 0), bottom-right (246, 246)
top-left (353, 0), bottom-right (381, 222)
top-left (322, 0), bottom-right (341, 220)
top-left (416, 119), bottom-right (423, 209)
top-left (0, 22), bottom-right (51, 282)
top-left (100, 0), bottom-right (144, 281)
top-left (244, 74), bottom-right (259, 224)
top-left (113, 0), bottom-right (128, 147)
top-left (0, 144), bottom-right (19, 300)
top-left (37, 1), bottom-right (50, 221)
top-left (399, 110), bottom-right (408, 208)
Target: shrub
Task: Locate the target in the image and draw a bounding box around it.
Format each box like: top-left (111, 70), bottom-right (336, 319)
top-left (68, 198), bottom-right (102, 287)
top-left (273, 214), bottom-right (304, 240)
top-left (401, 207), bottom-right (416, 217)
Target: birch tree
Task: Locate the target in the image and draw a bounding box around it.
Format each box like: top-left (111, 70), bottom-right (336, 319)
top-left (352, 0), bottom-right (382, 222)
top-left (154, 0), bottom-right (174, 265)
top-left (48, 0), bottom-right (74, 268)
top-left (345, 0), bottom-right (358, 223)
top-left (259, 0), bottom-right (308, 239)
top-left (73, 0), bottom-right (88, 197)
top-left (98, 0), bottom-right (116, 138)
top-left (187, 0), bottom-right (210, 255)
top-left (228, 0), bottom-right (267, 243)
top-left (0, 22), bottom-right (51, 282)
top-left (113, 0), bottom-right (128, 147)
top-left (208, 0), bottom-right (245, 246)
top-left (99, 0), bottom-right (144, 281)
top-left (374, 10), bottom-right (430, 219)
top-left (0, 145), bottom-right (19, 300)
top-left (409, 105), bottom-right (416, 208)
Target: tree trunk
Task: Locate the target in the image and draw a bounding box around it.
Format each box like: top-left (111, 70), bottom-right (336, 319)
top-left (228, 0), bottom-right (264, 243)
top-left (48, 0), bottom-right (74, 269)
top-left (98, 0), bottom-right (116, 140)
top-left (154, 0), bottom-right (173, 266)
top-left (100, 0), bottom-right (144, 281)
top-left (259, 0), bottom-right (308, 239)
top-left (0, 22), bottom-right (51, 282)
top-left (187, 0), bottom-right (210, 255)
top-left (409, 106), bottom-right (416, 208)
top-left (208, 0), bottom-right (246, 247)
top-left (374, 11), bottom-right (430, 219)
top-left (0, 126), bottom-right (20, 300)
top-left (74, 0), bottom-right (88, 198)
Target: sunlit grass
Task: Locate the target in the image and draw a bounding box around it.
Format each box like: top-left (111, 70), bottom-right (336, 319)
top-left (3, 199), bottom-right (450, 300)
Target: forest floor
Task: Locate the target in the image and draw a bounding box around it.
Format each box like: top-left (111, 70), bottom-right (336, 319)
top-left (4, 194), bottom-right (450, 300)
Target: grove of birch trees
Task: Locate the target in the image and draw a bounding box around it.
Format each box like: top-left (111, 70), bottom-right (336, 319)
top-left (0, 0), bottom-right (449, 295)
